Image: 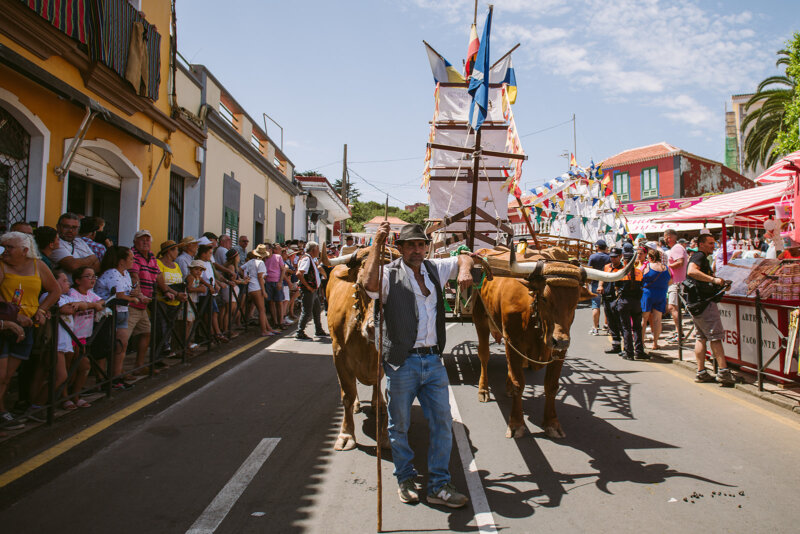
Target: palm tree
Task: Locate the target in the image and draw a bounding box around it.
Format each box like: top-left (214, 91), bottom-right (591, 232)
top-left (742, 49), bottom-right (795, 172)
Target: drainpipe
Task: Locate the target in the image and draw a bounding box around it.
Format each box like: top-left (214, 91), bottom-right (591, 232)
top-left (54, 106), bottom-right (99, 180)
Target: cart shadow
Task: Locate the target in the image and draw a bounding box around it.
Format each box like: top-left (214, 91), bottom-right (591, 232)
top-left (445, 341), bottom-right (733, 522)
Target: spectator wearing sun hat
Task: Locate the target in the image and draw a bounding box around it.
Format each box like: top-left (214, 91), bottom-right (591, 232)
top-left (127, 229), bottom-right (159, 375)
top-left (176, 237), bottom-right (199, 280)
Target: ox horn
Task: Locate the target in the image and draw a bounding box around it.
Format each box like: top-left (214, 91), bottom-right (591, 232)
top-left (508, 241), bottom-right (539, 276)
top-left (328, 252), bottom-right (356, 266)
top-left (319, 242), bottom-right (331, 267)
top-left (581, 255), bottom-right (635, 282)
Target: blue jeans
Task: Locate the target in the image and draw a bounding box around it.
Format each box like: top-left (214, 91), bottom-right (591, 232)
top-left (383, 353), bottom-right (452, 493)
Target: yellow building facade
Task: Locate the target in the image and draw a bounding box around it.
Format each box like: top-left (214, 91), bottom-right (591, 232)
top-left (0, 0), bottom-right (204, 244)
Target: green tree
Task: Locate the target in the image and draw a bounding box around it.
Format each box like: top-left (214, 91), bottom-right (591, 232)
top-left (332, 178), bottom-right (361, 204)
top-left (775, 32), bottom-right (800, 157)
top-left (742, 33), bottom-right (800, 171)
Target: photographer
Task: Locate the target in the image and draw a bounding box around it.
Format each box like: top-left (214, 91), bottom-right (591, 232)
top-left (685, 234), bottom-right (735, 386)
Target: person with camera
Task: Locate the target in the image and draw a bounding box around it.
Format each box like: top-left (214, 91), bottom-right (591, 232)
top-left (685, 234), bottom-right (735, 386)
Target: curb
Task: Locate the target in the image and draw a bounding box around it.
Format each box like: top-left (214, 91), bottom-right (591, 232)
top-left (652, 349), bottom-right (800, 415)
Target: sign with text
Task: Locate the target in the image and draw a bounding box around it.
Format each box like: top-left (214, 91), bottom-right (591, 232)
top-left (716, 301), bottom-right (783, 372)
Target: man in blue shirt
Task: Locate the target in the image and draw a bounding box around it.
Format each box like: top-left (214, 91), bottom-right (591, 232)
top-left (587, 240), bottom-right (611, 335)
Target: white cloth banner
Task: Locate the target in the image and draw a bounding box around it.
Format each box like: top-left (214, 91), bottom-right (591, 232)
top-left (429, 178), bottom-right (509, 223)
top-left (430, 128), bottom-right (509, 169)
top-left (437, 86), bottom-right (505, 123)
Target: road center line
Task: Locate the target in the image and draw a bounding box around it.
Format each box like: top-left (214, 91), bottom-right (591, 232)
top-left (449, 387), bottom-right (498, 533)
top-left (186, 438), bottom-right (281, 534)
top-left (446, 325), bottom-right (498, 532)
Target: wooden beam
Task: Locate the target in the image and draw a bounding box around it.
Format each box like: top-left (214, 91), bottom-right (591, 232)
top-left (427, 142), bottom-right (527, 161)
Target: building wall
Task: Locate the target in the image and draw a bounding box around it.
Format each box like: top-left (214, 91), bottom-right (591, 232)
top-left (612, 157), bottom-right (677, 203)
top-left (680, 155), bottom-right (753, 197)
top-left (266, 178), bottom-right (293, 242)
top-left (204, 131), bottom-right (267, 239)
top-left (0, 1), bottom-right (203, 244)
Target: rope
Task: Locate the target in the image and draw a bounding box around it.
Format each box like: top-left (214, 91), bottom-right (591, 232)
top-left (479, 293), bottom-right (566, 366)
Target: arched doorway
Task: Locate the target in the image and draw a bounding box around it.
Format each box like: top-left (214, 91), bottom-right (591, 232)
top-left (0, 106), bottom-right (30, 231)
top-left (62, 139), bottom-right (142, 245)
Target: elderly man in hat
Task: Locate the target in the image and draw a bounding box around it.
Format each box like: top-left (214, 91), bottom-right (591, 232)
top-left (363, 222), bottom-right (474, 509)
top-left (295, 241), bottom-right (327, 340)
top-left (128, 229), bottom-right (159, 375)
top-left (176, 237), bottom-right (199, 279)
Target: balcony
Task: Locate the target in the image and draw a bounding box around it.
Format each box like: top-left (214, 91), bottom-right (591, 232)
top-left (2, 0), bottom-right (162, 105)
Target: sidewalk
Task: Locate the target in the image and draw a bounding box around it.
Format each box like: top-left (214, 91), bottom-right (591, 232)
top-left (618, 315), bottom-right (800, 415)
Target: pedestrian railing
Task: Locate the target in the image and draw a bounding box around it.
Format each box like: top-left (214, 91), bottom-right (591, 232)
top-left (19, 286), bottom-right (253, 428)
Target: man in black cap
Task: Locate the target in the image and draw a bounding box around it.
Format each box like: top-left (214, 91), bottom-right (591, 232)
top-left (587, 239), bottom-right (611, 335)
top-left (615, 243), bottom-right (646, 360)
top-left (364, 222), bottom-right (473, 508)
top-left (598, 247), bottom-right (624, 353)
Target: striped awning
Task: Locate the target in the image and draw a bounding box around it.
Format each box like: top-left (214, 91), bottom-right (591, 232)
top-left (756, 150), bottom-right (800, 183)
top-left (656, 182), bottom-right (793, 224)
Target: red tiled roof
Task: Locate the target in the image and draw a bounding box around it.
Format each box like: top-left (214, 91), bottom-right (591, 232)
top-left (601, 142), bottom-right (680, 167)
top-left (365, 216), bottom-right (407, 225)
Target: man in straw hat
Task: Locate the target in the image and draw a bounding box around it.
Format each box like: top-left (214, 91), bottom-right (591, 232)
top-left (363, 222), bottom-right (474, 508)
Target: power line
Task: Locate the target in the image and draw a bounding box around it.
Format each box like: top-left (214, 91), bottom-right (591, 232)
top-left (520, 118), bottom-right (574, 138)
top-left (349, 156), bottom-right (419, 164)
top-left (306, 159), bottom-right (341, 172)
top-left (347, 166), bottom-right (413, 206)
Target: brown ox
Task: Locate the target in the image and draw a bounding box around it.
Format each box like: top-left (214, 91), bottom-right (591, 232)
top-left (473, 246), bottom-right (633, 439)
top-left (323, 248), bottom-right (397, 451)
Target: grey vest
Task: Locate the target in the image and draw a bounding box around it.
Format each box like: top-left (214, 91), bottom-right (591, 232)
top-left (375, 258), bottom-right (447, 366)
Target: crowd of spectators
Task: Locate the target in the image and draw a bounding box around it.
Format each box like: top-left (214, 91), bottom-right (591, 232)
top-left (0, 214), bottom-right (327, 432)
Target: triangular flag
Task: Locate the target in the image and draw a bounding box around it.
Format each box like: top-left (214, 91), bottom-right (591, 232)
top-left (581, 216), bottom-right (589, 224)
top-left (566, 214), bottom-right (575, 222)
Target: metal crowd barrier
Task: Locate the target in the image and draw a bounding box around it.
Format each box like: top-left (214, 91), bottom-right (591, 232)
top-left (34, 282), bottom-right (253, 427)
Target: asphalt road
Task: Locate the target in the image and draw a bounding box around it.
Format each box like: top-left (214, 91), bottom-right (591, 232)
top-left (2, 308), bottom-right (800, 533)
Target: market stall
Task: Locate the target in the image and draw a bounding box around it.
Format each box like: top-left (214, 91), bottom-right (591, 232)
top-left (655, 179), bottom-right (798, 385)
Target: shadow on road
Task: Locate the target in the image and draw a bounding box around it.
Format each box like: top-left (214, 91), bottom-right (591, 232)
top-left (444, 341), bottom-right (732, 522)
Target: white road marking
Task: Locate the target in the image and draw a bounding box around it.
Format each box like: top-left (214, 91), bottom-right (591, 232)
top-left (186, 438), bottom-right (281, 534)
top-left (446, 323), bottom-right (498, 532)
top-left (449, 387), bottom-right (498, 533)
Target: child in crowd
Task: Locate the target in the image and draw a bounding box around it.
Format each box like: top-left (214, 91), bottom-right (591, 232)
top-left (68, 266), bottom-right (104, 400)
top-left (184, 260), bottom-right (209, 351)
top-left (95, 246), bottom-right (140, 390)
top-left (195, 244), bottom-right (227, 343)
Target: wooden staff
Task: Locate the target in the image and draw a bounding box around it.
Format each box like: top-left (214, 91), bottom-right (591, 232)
top-left (376, 196), bottom-right (388, 532)
top-left (517, 198), bottom-right (541, 249)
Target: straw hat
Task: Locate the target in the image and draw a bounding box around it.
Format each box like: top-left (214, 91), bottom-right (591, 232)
top-left (253, 244), bottom-right (269, 258)
top-left (157, 240), bottom-right (179, 257)
top-left (188, 259), bottom-right (206, 270)
top-left (178, 236), bottom-right (199, 249)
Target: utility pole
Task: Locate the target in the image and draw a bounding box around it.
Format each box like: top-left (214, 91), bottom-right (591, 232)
top-left (572, 113), bottom-right (577, 164)
top-left (342, 143), bottom-right (348, 235)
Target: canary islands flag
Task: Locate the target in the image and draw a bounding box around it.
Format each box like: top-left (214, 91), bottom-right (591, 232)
top-left (424, 42), bottom-right (466, 84)
top-left (489, 54), bottom-right (517, 104)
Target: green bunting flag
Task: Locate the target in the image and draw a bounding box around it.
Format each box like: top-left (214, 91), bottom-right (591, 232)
top-left (566, 214), bottom-right (575, 222)
top-left (581, 216), bottom-right (589, 225)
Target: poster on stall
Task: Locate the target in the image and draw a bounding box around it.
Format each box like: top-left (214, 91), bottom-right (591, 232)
top-left (717, 302), bottom-right (782, 371)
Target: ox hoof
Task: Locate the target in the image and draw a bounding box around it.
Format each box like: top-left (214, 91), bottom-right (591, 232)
top-left (353, 400), bottom-right (363, 414)
top-left (544, 424), bottom-right (566, 439)
top-left (478, 390), bottom-right (490, 403)
top-left (334, 434), bottom-right (357, 451)
top-left (505, 425), bottom-right (526, 439)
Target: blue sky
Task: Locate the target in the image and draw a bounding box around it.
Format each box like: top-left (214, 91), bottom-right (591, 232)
top-left (177, 0), bottom-right (798, 206)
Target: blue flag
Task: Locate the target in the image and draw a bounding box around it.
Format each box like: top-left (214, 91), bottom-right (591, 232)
top-left (468, 7), bottom-right (492, 131)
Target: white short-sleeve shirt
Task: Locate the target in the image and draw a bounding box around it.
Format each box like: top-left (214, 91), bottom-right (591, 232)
top-left (366, 256), bottom-right (459, 348)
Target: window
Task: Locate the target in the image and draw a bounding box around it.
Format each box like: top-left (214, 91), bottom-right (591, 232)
top-left (614, 171), bottom-right (629, 201)
top-left (223, 206), bottom-right (239, 242)
top-left (641, 167), bottom-right (658, 198)
top-left (0, 106), bottom-right (30, 232)
top-left (168, 172), bottom-right (184, 241)
top-left (250, 134), bottom-right (261, 152)
top-left (219, 102), bottom-right (236, 128)
top-left (275, 208), bottom-right (285, 243)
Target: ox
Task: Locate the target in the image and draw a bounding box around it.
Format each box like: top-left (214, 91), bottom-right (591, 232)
top-left (322, 248), bottom-right (396, 451)
top-left (473, 246), bottom-right (633, 439)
